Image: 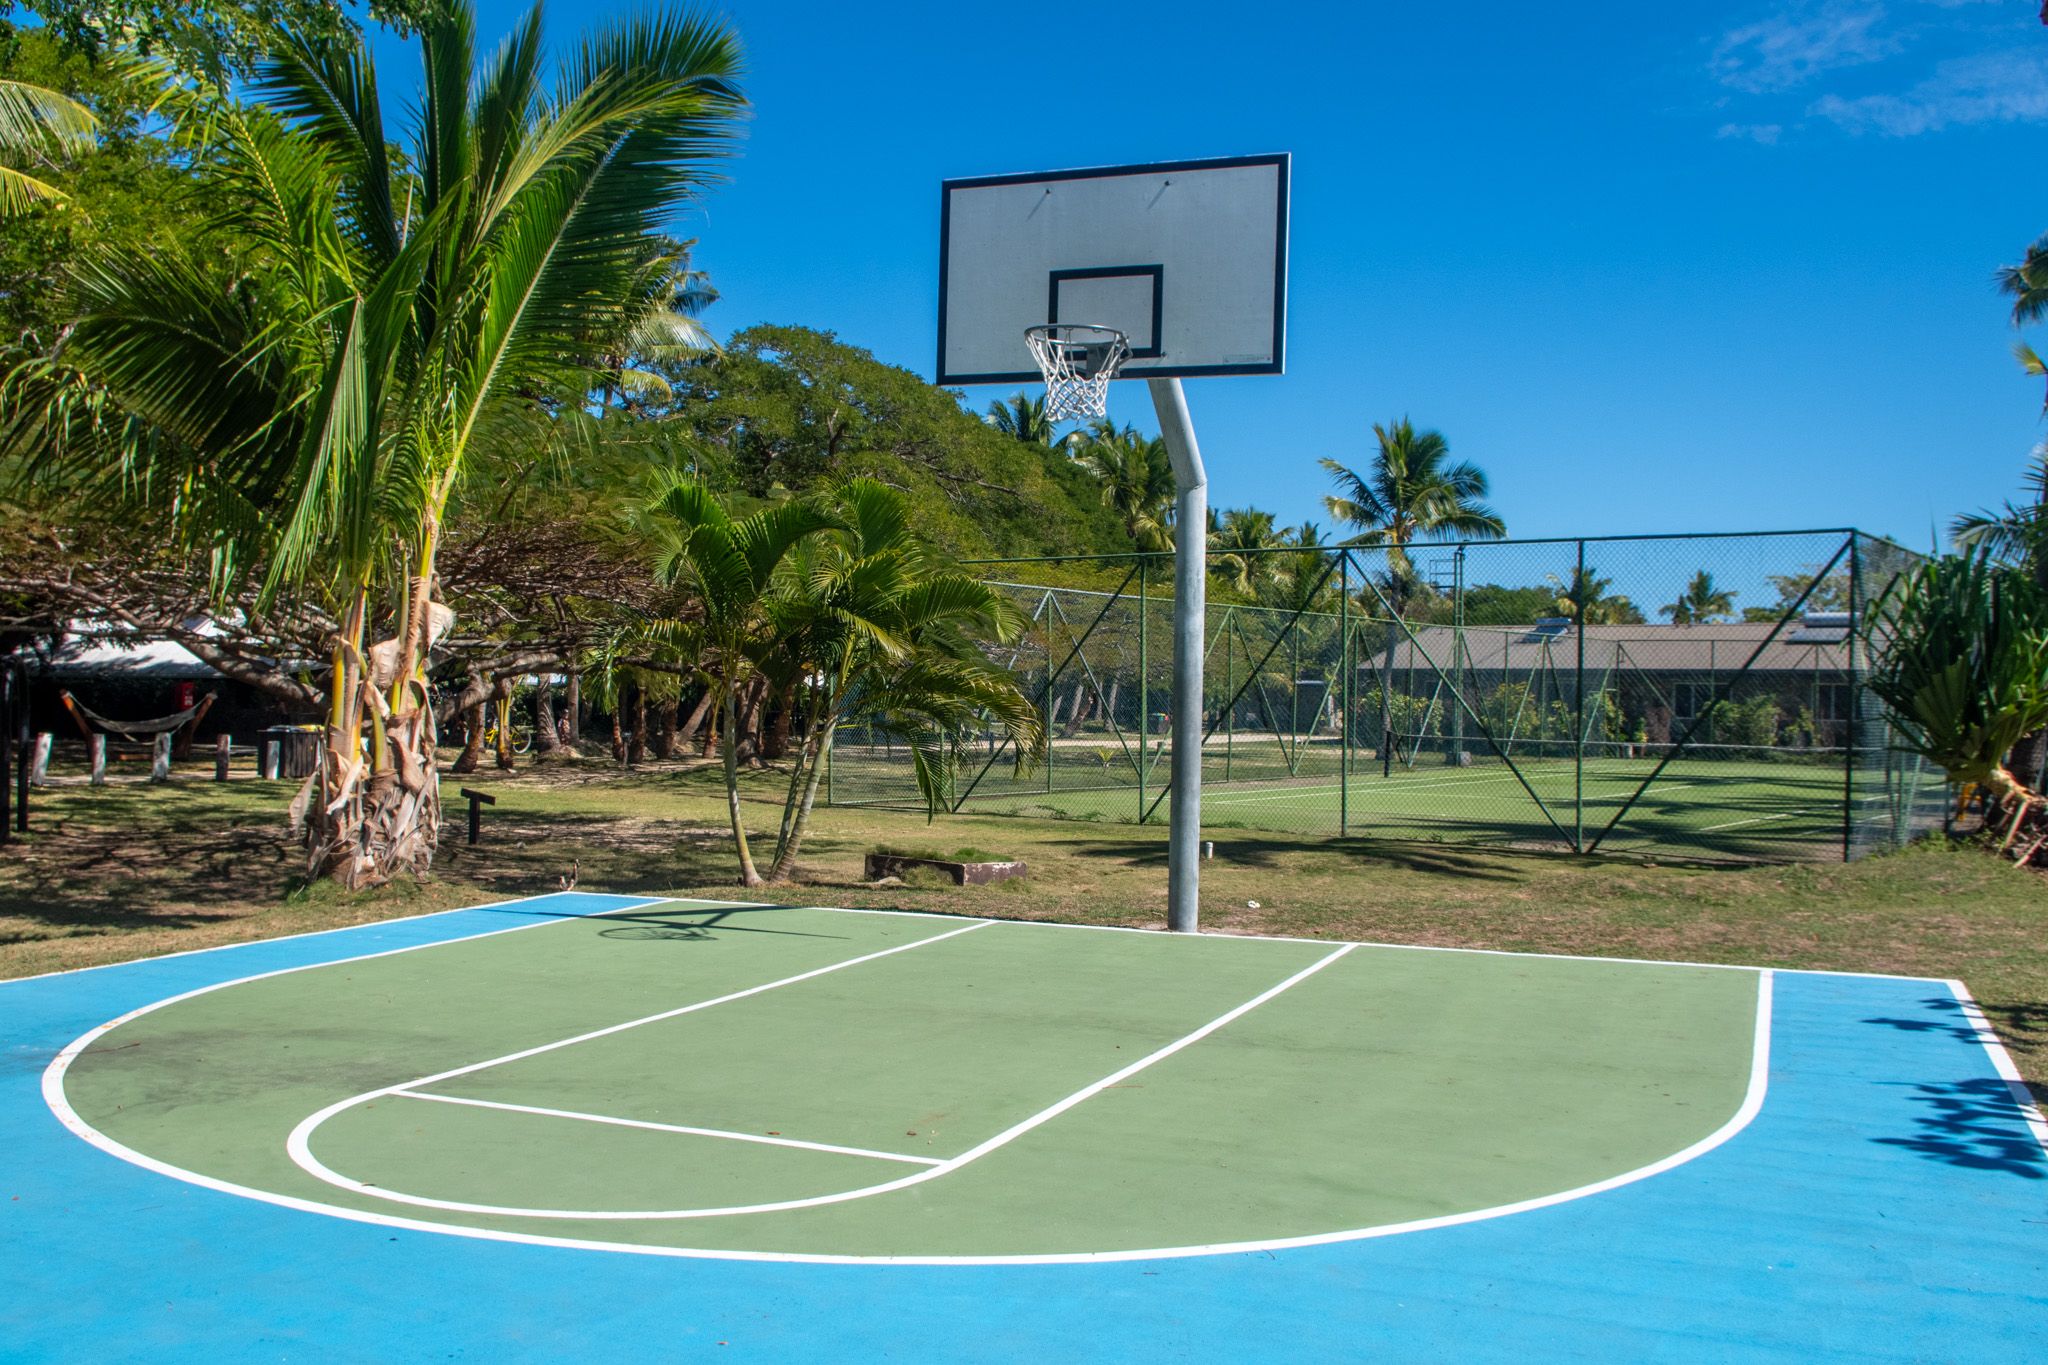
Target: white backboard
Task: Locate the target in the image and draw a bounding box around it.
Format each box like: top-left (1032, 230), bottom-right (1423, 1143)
top-left (938, 154), bottom-right (1289, 386)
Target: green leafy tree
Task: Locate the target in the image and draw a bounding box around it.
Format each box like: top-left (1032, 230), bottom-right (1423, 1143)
top-left (673, 325), bottom-right (1127, 559)
top-left (1662, 570), bottom-right (1736, 625)
top-left (0, 32), bottom-right (196, 348)
top-left (5, 0), bottom-right (438, 81)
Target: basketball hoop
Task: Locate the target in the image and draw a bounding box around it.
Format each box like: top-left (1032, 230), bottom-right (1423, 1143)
top-left (1024, 323), bottom-right (1130, 421)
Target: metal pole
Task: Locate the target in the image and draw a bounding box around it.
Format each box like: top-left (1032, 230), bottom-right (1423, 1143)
top-left (1843, 533), bottom-right (1859, 862)
top-left (1339, 553), bottom-right (1349, 836)
top-left (1149, 376), bottom-right (1207, 934)
top-left (1574, 540), bottom-right (1586, 853)
top-left (1451, 547), bottom-right (1466, 763)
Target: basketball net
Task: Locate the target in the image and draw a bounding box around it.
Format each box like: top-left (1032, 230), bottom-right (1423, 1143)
top-left (1025, 324), bottom-right (1130, 421)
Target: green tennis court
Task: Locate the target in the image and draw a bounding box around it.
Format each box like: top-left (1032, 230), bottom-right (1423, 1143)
top-left (53, 899), bottom-right (1762, 1261)
top-left (830, 744), bottom-right (1940, 860)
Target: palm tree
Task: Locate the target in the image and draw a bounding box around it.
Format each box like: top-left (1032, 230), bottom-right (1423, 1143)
top-left (1953, 448), bottom-right (2048, 589)
top-left (1320, 418), bottom-right (1504, 616)
top-left (644, 481), bottom-right (837, 885)
top-left (1209, 506), bottom-right (1280, 596)
top-left (3, 1), bottom-right (744, 886)
top-left (1662, 570), bottom-right (1737, 625)
top-left (1073, 418), bottom-right (1174, 552)
top-left (761, 479), bottom-right (1041, 880)
top-left (1551, 567), bottom-right (1645, 625)
top-left (1998, 238), bottom-right (2048, 411)
top-left (0, 78), bottom-right (98, 215)
top-left (985, 392), bottom-right (1053, 446)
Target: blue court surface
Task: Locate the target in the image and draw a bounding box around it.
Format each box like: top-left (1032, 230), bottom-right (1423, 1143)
top-left (3, 891), bottom-right (2044, 1361)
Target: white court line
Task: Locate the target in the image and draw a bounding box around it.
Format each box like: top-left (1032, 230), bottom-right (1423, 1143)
top-left (390, 1090), bottom-right (943, 1166)
top-left (1944, 979), bottom-right (2048, 1158)
top-left (44, 948), bottom-right (1773, 1265)
top-left (1700, 808), bottom-right (1813, 833)
top-left (286, 942), bottom-right (1359, 1221)
top-left (283, 920), bottom-right (992, 1208)
top-left (808, 904), bottom-right (1954, 983)
top-left (0, 890), bottom-right (695, 986)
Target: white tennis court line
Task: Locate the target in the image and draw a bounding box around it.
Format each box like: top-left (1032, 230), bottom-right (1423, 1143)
top-left (389, 1090), bottom-right (944, 1166)
top-left (1699, 808), bottom-right (1814, 833)
top-left (286, 941), bottom-right (1359, 1221)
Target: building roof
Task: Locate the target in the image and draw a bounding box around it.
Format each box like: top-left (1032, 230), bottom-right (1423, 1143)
top-left (40, 622), bottom-right (225, 681)
top-left (1380, 619), bottom-right (1852, 676)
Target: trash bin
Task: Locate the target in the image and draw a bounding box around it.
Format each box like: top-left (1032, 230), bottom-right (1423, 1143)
top-left (260, 725), bottom-right (321, 779)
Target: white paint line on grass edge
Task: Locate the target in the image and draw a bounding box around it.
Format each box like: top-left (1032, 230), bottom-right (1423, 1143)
top-left (1945, 978), bottom-right (2048, 1158)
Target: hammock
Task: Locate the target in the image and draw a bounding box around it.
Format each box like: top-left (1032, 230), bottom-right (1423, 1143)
top-left (60, 690), bottom-right (216, 742)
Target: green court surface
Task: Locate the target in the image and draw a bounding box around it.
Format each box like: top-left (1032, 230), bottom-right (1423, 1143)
top-left (55, 900), bottom-right (1762, 1261)
top-left (829, 746), bottom-right (1930, 859)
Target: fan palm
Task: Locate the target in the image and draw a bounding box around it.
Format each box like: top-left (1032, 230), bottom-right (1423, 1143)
top-left (0, 78), bottom-right (98, 215)
top-left (1073, 418), bottom-right (1174, 552)
top-left (2, 1), bottom-right (744, 886)
top-left (1662, 570), bottom-right (1737, 625)
top-left (1865, 551), bottom-right (2048, 820)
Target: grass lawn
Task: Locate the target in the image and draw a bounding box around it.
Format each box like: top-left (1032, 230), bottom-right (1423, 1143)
top-left (2, 753), bottom-right (2043, 1096)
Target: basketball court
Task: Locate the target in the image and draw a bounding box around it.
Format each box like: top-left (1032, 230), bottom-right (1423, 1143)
top-left (4, 890), bottom-right (2044, 1357)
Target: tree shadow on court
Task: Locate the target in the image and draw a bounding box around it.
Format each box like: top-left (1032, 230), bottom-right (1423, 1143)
top-left (1864, 995), bottom-right (2048, 1107)
top-left (1867, 1076), bottom-right (2047, 1179)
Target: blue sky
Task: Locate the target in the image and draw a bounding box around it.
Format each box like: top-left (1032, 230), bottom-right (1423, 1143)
top-left (382, 0), bottom-right (2048, 548)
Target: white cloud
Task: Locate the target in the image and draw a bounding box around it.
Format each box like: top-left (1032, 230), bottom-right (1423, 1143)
top-left (1810, 49), bottom-right (2048, 134)
top-left (1717, 122), bottom-right (1786, 143)
top-left (1712, 2), bottom-right (1899, 93)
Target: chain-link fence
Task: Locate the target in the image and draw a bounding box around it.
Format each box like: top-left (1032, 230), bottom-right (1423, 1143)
top-left (826, 530), bottom-right (1949, 863)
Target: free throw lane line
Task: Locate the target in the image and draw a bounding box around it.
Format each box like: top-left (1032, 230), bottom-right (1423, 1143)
top-left (288, 942), bottom-right (1360, 1221)
top-left (390, 1091), bottom-right (946, 1166)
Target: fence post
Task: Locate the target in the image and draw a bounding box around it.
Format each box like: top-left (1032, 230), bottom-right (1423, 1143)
top-left (90, 734), bottom-right (106, 786)
top-left (215, 733), bottom-right (233, 782)
top-left (32, 733), bottom-right (51, 786)
top-left (1339, 551), bottom-right (1350, 837)
top-left (1224, 619), bottom-right (1235, 782)
top-left (1843, 532), bottom-right (1859, 862)
top-left (1573, 540), bottom-right (1586, 852)
top-left (151, 733), bottom-right (172, 782)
